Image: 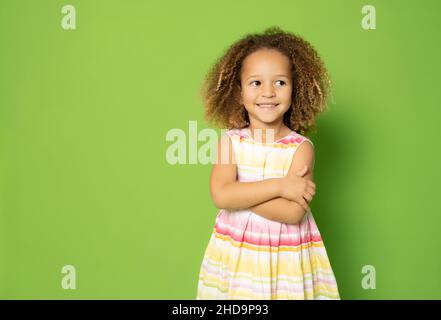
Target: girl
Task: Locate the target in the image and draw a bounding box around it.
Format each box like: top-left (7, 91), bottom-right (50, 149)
top-left (196, 27), bottom-right (340, 300)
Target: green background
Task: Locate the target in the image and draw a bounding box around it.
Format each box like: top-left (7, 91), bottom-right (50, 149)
top-left (1, 0), bottom-right (440, 299)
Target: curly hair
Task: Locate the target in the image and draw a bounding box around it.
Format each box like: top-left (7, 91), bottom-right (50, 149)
top-left (200, 26), bottom-right (332, 136)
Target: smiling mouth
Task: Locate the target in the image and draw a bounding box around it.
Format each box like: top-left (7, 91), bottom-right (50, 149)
top-left (257, 103), bottom-right (279, 109)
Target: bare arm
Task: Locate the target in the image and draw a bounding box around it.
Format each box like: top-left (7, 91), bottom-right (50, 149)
top-left (213, 179), bottom-right (283, 210)
top-left (248, 140), bottom-right (316, 224)
top-left (210, 134), bottom-right (282, 210)
top-left (248, 197), bottom-right (306, 224)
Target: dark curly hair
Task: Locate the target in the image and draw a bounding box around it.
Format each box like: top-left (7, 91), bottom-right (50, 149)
top-left (200, 26), bottom-right (332, 136)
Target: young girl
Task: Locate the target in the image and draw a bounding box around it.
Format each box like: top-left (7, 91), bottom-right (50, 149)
top-left (196, 27), bottom-right (340, 300)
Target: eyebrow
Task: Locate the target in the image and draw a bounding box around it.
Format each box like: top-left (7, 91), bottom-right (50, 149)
top-left (246, 74), bottom-right (290, 80)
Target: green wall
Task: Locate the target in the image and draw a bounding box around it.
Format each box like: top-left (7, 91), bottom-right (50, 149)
top-left (1, 0), bottom-right (440, 299)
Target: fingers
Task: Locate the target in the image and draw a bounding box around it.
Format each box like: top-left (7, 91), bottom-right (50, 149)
top-left (292, 194), bottom-right (312, 212)
top-left (303, 192), bottom-right (313, 202)
top-left (300, 199), bottom-right (311, 213)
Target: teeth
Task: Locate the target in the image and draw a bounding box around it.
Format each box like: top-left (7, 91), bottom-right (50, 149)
top-left (258, 104), bottom-right (278, 108)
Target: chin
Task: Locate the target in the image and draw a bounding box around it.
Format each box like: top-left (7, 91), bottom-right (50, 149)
top-left (257, 117), bottom-right (281, 124)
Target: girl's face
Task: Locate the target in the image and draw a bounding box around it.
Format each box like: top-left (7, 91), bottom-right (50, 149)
top-left (239, 48), bottom-right (293, 128)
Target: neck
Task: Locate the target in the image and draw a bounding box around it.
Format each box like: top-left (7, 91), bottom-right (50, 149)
top-left (247, 122), bottom-right (289, 142)
top-left (248, 122), bottom-right (286, 135)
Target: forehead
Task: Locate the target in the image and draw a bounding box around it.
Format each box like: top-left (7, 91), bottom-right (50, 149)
top-left (241, 49), bottom-right (291, 76)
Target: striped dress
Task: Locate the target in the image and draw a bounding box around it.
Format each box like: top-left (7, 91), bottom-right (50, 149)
top-left (196, 127), bottom-right (340, 300)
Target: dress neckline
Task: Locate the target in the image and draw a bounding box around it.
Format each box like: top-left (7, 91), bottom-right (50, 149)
top-left (243, 127), bottom-right (294, 143)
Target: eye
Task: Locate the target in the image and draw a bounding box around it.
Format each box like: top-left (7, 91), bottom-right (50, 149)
top-left (275, 80), bottom-right (286, 86)
top-left (250, 80), bottom-right (261, 86)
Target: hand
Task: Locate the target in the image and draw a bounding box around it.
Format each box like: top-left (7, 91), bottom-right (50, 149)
top-left (279, 165), bottom-right (316, 212)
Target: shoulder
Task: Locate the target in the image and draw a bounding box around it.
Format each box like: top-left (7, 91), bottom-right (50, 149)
top-left (216, 129), bottom-right (241, 165)
top-left (289, 132), bottom-right (315, 166)
top-left (291, 132), bottom-right (314, 154)
top-left (219, 128), bottom-right (243, 148)
top-left (282, 131), bottom-right (314, 148)
top-left (225, 128), bottom-right (247, 140)
top-left (277, 131), bottom-right (314, 155)
top-left (222, 128), bottom-right (249, 150)
top-left (286, 132), bottom-right (315, 177)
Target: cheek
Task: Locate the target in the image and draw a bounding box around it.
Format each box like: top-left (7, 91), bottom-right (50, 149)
top-left (282, 87), bottom-right (293, 100)
top-left (242, 89), bottom-right (256, 102)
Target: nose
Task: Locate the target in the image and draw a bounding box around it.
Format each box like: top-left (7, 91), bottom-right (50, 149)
top-left (262, 83), bottom-right (275, 97)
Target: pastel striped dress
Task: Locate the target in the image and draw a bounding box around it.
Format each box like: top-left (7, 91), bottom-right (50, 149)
top-left (196, 127), bottom-right (340, 300)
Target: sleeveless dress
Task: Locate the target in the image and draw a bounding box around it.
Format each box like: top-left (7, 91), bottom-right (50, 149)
top-left (196, 127), bottom-right (340, 300)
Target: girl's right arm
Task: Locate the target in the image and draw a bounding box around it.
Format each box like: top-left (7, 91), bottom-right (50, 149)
top-left (210, 134), bottom-right (282, 210)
